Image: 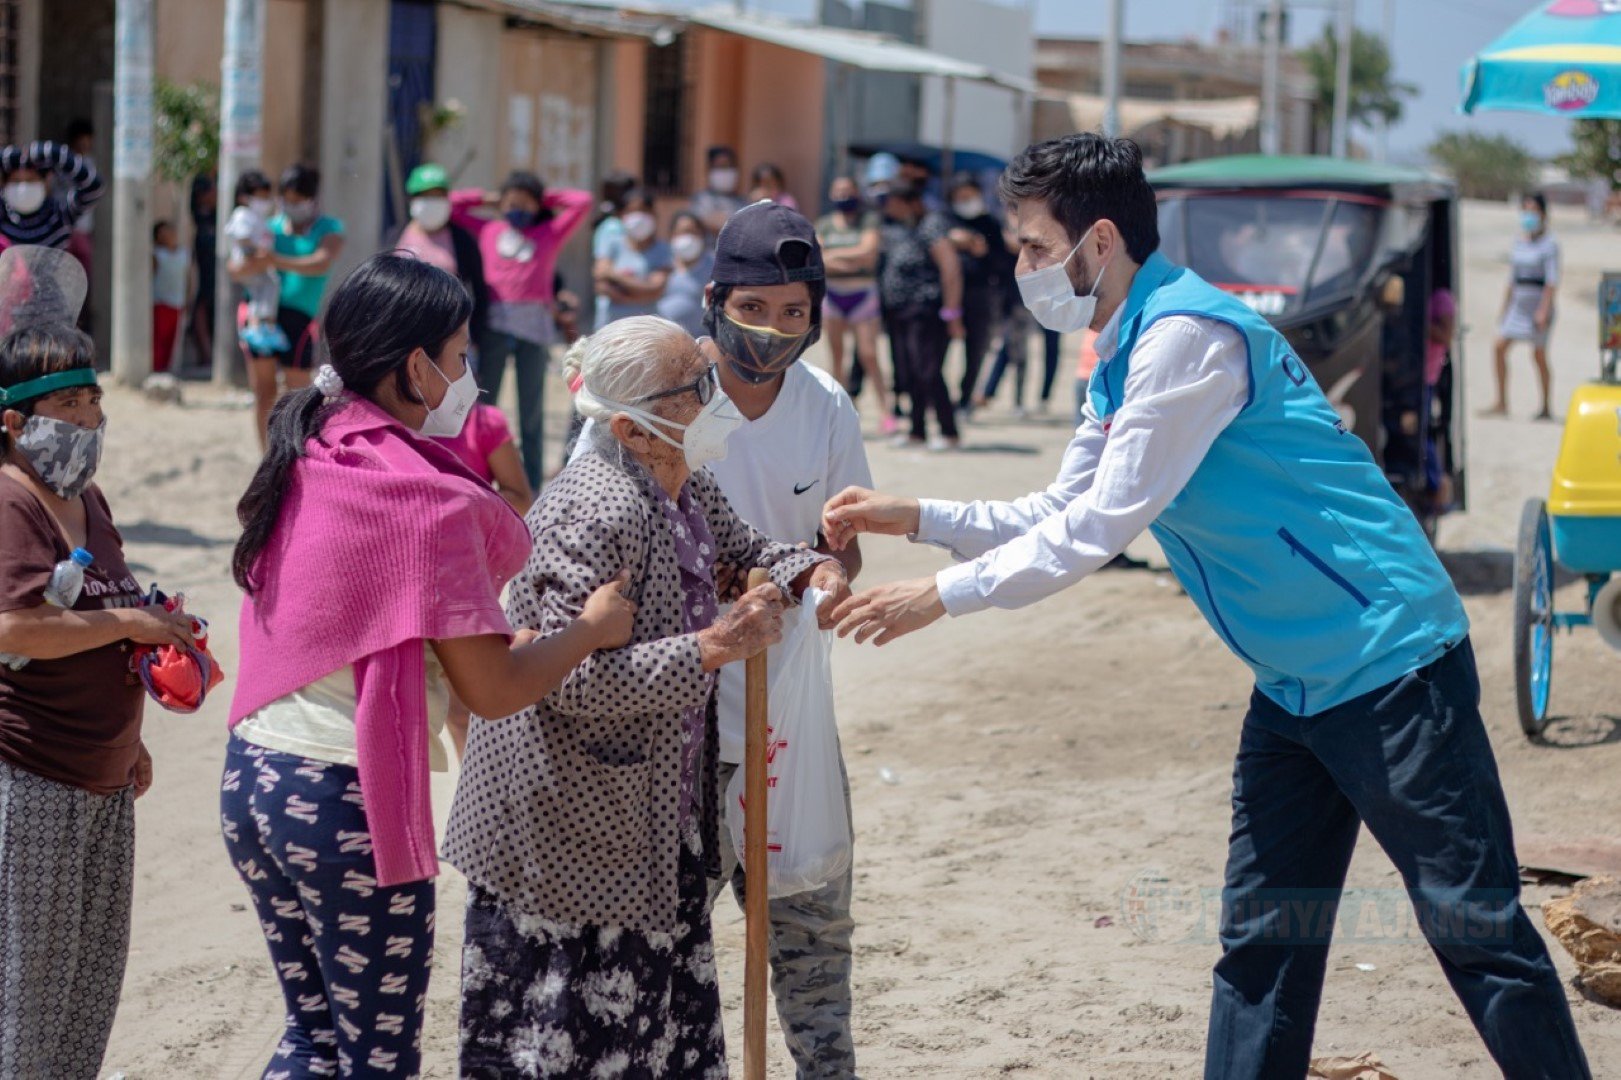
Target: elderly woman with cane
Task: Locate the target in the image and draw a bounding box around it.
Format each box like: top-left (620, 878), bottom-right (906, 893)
top-left (445, 314), bottom-right (849, 1078)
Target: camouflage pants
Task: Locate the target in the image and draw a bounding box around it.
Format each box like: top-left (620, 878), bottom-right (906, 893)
top-left (709, 758), bottom-right (856, 1080)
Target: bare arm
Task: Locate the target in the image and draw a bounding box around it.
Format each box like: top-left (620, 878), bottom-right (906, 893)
top-left (0, 604), bottom-right (193, 660)
top-left (817, 534), bottom-right (861, 583)
top-left (485, 441), bottom-right (534, 515)
top-left (932, 236), bottom-right (964, 311)
top-left (611, 267), bottom-right (670, 302)
top-left (822, 227), bottom-right (881, 276)
top-left (273, 233), bottom-right (345, 276)
top-left (432, 572), bottom-right (635, 719)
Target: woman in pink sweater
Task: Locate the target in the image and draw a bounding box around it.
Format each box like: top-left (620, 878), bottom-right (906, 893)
top-left (451, 172), bottom-right (592, 489)
top-left (222, 253), bottom-right (634, 1079)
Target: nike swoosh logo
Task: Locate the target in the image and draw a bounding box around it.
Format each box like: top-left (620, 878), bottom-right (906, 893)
top-left (793, 481), bottom-right (819, 496)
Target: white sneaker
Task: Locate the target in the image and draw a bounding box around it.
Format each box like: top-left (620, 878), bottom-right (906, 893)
top-left (891, 432), bottom-right (923, 449)
top-left (927, 436), bottom-right (960, 453)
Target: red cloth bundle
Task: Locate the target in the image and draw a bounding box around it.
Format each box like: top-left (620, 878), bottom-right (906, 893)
top-left (131, 600), bottom-right (225, 714)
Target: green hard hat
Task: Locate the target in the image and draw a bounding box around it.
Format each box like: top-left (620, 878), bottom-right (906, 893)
top-left (407, 163), bottom-right (450, 196)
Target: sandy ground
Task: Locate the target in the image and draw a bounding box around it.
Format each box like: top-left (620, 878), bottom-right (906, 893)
top-left (92, 199), bottom-right (1621, 1079)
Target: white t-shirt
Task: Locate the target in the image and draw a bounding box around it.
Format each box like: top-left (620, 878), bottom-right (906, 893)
top-left (573, 360), bottom-right (873, 762)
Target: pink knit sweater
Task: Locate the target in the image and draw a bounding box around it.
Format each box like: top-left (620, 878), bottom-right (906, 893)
top-left (229, 398), bottom-right (530, 885)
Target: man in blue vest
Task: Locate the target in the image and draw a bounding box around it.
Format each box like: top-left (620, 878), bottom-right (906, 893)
top-left (820, 134), bottom-right (1590, 1078)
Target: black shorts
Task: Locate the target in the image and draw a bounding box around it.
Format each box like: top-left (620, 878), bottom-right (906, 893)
top-left (239, 303), bottom-right (320, 370)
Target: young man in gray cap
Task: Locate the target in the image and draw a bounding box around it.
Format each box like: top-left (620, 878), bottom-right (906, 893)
top-left (572, 200), bottom-right (870, 1077)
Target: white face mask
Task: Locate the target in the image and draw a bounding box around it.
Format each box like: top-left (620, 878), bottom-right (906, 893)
top-left (623, 211), bottom-right (657, 243)
top-left (6, 181), bottom-right (47, 216)
top-left (709, 167), bottom-right (739, 194)
top-left (1017, 226), bottom-right (1108, 335)
top-left (248, 196), bottom-right (275, 220)
top-left (596, 370), bottom-right (744, 471)
top-left (416, 357), bottom-right (480, 438)
top-left (671, 233), bottom-right (705, 264)
top-left (953, 198), bottom-right (986, 219)
top-left (410, 196), bottom-right (451, 232)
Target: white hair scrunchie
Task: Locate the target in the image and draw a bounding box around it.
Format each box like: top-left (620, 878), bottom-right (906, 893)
top-left (314, 364), bottom-right (345, 400)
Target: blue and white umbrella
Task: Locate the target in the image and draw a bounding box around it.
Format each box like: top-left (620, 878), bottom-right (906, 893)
top-left (1462, 0), bottom-right (1621, 119)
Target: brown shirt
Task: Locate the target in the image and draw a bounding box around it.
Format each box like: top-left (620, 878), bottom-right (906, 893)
top-left (0, 472), bottom-right (146, 794)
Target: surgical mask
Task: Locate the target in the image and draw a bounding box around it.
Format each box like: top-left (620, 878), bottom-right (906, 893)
top-left (5, 181), bottom-right (46, 216)
top-left (715, 312), bottom-right (812, 384)
top-left (671, 233), bottom-right (705, 263)
top-left (709, 167), bottom-right (739, 194)
top-left (597, 377), bottom-right (744, 471)
top-left (833, 197), bottom-right (862, 216)
top-left (953, 198), bottom-right (986, 219)
top-left (283, 199), bottom-right (317, 226)
top-left (415, 358), bottom-right (480, 439)
top-left (1017, 228), bottom-right (1107, 335)
top-left (14, 415), bottom-right (105, 500)
top-left (410, 196), bottom-right (451, 232)
top-left (248, 196), bottom-right (275, 220)
top-left (1521, 211), bottom-right (1543, 234)
top-left (504, 208), bottom-right (538, 231)
top-left (624, 211), bottom-right (657, 243)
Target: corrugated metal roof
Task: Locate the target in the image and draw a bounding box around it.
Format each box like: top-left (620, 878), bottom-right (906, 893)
top-left (527, 2), bottom-right (1034, 92)
top-left (688, 8), bottom-right (1034, 93)
top-left (448, 0), bottom-right (678, 40)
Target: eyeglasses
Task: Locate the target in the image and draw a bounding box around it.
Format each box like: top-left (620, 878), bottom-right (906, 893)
top-left (635, 362), bottom-right (717, 407)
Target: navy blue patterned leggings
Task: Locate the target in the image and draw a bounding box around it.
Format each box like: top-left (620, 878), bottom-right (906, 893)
top-left (221, 734), bottom-right (436, 1079)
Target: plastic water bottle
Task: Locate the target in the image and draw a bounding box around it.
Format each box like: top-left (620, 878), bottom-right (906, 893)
top-left (0, 548), bottom-right (94, 671)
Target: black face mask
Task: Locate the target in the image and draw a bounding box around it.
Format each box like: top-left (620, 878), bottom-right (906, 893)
top-left (714, 312), bottom-right (813, 385)
top-left (833, 197), bottom-right (862, 215)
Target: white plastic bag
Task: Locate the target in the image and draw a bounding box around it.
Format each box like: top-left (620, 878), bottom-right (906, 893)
top-left (724, 587), bottom-right (852, 898)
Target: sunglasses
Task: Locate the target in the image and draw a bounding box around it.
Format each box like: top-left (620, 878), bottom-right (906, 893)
top-left (635, 362), bottom-right (718, 407)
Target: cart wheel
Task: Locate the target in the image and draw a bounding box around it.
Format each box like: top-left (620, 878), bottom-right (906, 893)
top-left (1512, 497), bottom-right (1555, 738)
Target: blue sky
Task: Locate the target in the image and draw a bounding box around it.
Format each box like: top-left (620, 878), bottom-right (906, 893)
top-left (653, 0), bottom-right (1570, 160)
top-left (1031, 0), bottom-right (1572, 160)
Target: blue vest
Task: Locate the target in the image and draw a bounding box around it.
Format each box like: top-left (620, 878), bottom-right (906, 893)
top-left (1090, 253), bottom-right (1469, 716)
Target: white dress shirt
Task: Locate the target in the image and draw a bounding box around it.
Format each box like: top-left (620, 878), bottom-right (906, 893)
top-left (915, 304), bottom-right (1251, 615)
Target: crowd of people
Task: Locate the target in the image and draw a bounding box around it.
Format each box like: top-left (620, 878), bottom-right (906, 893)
top-left (0, 128), bottom-right (1599, 1080)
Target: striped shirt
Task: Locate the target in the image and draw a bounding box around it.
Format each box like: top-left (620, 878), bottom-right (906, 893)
top-left (0, 142), bottom-right (105, 250)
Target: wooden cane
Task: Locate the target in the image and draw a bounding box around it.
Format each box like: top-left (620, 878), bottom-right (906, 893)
top-left (743, 568), bottom-right (771, 1080)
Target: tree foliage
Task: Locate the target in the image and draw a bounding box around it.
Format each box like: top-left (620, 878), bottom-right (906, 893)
top-left (1428, 131), bottom-right (1537, 201)
top-left (1558, 119), bottom-right (1621, 190)
top-left (153, 79), bottom-right (219, 186)
top-left (1303, 27), bottom-right (1417, 132)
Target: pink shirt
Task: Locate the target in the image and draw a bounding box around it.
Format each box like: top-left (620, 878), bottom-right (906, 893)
top-left (435, 403), bottom-right (512, 483)
top-left (395, 222), bottom-right (458, 276)
top-left (450, 187), bottom-right (592, 305)
top-left (1426, 288), bottom-right (1456, 386)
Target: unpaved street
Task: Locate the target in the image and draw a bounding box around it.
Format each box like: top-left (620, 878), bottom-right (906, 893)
top-left (98, 200), bottom-right (1620, 1078)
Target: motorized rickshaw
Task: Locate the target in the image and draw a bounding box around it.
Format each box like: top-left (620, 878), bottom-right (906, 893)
top-left (1148, 155), bottom-right (1466, 539)
top-left (1511, 277), bottom-right (1621, 739)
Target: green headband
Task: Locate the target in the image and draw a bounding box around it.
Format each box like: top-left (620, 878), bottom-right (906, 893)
top-left (0, 368), bottom-right (98, 408)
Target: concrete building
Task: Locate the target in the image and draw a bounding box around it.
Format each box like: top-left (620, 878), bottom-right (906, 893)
top-left (0, 0), bottom-right (1025, 373)
top-left (1034, 35), bottom-right (1318, 167)
top-left (918, 0), bottom-right (1034, 161)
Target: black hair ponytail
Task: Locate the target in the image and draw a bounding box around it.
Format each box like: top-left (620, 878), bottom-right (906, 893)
top-left (231, 253), bottom-right (473, 592)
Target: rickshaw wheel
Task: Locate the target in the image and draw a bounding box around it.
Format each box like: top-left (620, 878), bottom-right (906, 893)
top-left (1512, 498), bottom-right (1555, 739)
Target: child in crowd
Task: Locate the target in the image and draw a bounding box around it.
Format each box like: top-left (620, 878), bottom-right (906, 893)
top-left (151, 221), bottom-right (190, 373)
top-left (223, 170), bottom-right (287, 357)
top-left (433, 401), bottom-right (535, 759)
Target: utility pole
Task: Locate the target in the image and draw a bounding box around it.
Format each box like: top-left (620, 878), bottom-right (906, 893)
top-left (1102, 0), bottom-right (1123, 137)
top-left (1261, 0), bottom-right (1284, 156)
top-left (1378, 0), bottom-right (1394, 161)
top-left (214, 0), bottom-right (265, 386)
top-left (111, 0), bottom-right (154, 385)
top-left (1331, 0), bottom-right (1354, 158)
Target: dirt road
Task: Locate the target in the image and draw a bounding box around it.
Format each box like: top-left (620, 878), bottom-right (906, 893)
top-left (96, 199), bottom-right (1619, 1078)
